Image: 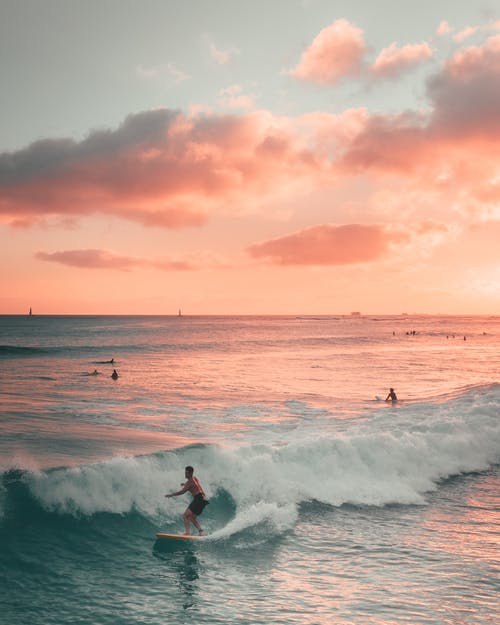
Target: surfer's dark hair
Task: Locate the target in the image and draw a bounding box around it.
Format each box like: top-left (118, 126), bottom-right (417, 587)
top-left (185, 466), bottom-right (194, 473)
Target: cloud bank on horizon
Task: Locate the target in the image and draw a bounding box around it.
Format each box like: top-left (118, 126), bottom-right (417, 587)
top-left (1, 8), bottom-right (499, 313)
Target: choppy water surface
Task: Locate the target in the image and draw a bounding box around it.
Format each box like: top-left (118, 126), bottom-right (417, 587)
top-left (1, 315), bottom-right (499, 624)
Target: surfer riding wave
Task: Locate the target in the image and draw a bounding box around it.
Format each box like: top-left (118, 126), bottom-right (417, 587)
top-left (165, 466), bottom-right (209, 535)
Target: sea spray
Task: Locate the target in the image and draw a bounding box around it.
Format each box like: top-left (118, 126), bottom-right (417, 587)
top-left (17, 391), bottom-right (499, 538)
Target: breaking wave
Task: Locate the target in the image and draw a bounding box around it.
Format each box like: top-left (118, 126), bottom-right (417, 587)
top-left (2, 385), bottom-right (499, 541)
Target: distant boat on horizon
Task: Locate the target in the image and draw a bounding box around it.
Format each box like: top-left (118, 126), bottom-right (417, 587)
top-left (29, 307), bottom-right (32, 316)
top-left (178, 309), bottom-right (182, 317)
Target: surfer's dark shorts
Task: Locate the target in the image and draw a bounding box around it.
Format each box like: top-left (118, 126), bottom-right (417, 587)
top-left (188, 494), bottom-right (209, 516)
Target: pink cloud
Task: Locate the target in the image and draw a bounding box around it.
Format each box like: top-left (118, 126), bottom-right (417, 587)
top-left (340, 35), bottom-right (500, 178)
top-left (320, 34), bottom-right (500, 230)
top-left (436, 21), bottom-right (452, 36)
top-left (210, 43), bottom-right (231, 65)
top-left (218, 84), bottom-right (256, 110)
top-left (0, 109), bottom-right (324, 228)
top-left (339, 111), bottom-right (430, 174)
top-left (428, 35), bottom-right (500, 137)
top-left (35, 249), bottom-right (211, 271)
top-left (247, 224), bottom-right (409, 265)
top-left (291, 20), bottom-right (433, 84)
top-left (290, 19), bottom-right (366, 85)
top-left (371, 42), bottom-right (433, 78)
top-left (453, 26), bottom-right (479, 43)
top-left (3, 36), bottom-right (499, 236)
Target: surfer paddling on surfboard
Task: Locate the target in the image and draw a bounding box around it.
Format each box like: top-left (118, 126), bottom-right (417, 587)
top-left (165, 466), bottom-right (209, 535)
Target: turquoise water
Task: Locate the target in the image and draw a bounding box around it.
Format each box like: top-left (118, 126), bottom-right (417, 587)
top-left (1, 315), bottom-right (499, 624)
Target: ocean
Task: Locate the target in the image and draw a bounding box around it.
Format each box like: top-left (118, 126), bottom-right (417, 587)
top-left (0, 314), bottom-right (499, 624)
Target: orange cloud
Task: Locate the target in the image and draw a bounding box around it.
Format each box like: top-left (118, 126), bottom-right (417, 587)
top-left (218, 84), bottom-right (256, 110)
top-left (247, 223), bottom-right (409, 265)
top-left (2, 36), bottom-right (499, 236)
top-left (34, 249), bottom-right (218, 271)
top-left (436, 21), bottom-right (452, 36)
top-left (210, 43), bottom-right (231, 65)
top-left (340, 36), bottom-right (500, 182)
top-left (428, 35), bottom-right (500, 136)
top-left (453, 26), bottom-right (479, 43)
top-left (290, 19), bottom-right (366, 85)
top-left (291, 20), bottom-right (435, 84)
top-left (339, 112), bottom-right (430, 174)
top-left (0, 109), bottom-right (324, 228)
top-left (371, 42), bottom-right (433, 78)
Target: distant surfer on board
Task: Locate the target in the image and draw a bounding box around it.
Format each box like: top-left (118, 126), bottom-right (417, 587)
top-left (165, 466), bottom-right (209, 535)
top-left (385, 388), bottom-right (398, 402)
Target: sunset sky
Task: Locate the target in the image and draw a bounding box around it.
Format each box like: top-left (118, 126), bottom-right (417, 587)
top-left (1, 0), bottom-right (499, 315)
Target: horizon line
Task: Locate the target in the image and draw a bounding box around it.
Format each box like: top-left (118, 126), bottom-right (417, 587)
top-left (1, 312), bottom-right (499, 318)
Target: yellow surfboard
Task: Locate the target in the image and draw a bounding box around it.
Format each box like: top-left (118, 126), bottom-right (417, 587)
top-left (155, 533), bottom-right (205, 540)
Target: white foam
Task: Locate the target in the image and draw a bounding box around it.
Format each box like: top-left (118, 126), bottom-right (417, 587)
top-left (209, 501), bottom-right (297, 540)
top-left (25, 387), bottom-right (500, 537)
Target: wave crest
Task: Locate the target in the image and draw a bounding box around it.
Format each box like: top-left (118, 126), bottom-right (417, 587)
top-left (1, 389), bottom-right (495, 538)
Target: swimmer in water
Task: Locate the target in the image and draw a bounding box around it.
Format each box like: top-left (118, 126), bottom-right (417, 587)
top-left (165, 466), bottom-right (209, 535)
top-left (111, 369), bottom-right (118, 379)
top-left (385, 388), bottom-right (398, 402)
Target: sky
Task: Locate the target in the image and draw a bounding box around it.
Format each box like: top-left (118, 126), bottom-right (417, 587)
top-left (1, 0), bottom-right (499, 315)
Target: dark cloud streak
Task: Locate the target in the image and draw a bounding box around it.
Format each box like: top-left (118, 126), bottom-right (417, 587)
top-left (35, 249), bottom-right (199, 271)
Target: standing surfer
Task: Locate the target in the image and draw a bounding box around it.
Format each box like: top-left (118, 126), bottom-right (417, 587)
top-left (165, 466), bottom-right (209, 535)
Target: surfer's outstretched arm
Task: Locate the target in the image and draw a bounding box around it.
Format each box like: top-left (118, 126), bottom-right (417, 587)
top-left (165, 477), bottom-right (193, 497)
top-left (165, 486), bottom-right (188, 497)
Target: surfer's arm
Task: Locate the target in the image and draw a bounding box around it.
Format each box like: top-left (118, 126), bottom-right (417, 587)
top-left (165, 479), bottom-right (192, 497)
top-left (165, 488), bottom-right (186, 498)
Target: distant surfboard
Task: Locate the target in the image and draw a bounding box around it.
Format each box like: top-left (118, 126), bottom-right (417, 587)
top-left (155, 533), bottom-right (205, 541)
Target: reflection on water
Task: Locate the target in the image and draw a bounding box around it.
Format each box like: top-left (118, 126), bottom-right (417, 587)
top-left (176, 552), bottom-right (199, 611)
top-left (153, 542), bottom-right (200, 611)
top-left (1, 314), bottom-right (499, 468)
top-left (421, 473), bottom-right (500, 563)
top-left (1, 315), bottom-right (499, 624)
top-left (267, 471), bottom-right (499, 625)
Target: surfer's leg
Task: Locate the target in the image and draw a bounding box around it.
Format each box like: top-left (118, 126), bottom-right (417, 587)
top-left (183, 509), bottom-right (192, 535)
top-left (191, 513), bottom-right (203, 534)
